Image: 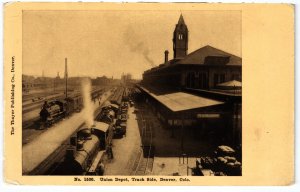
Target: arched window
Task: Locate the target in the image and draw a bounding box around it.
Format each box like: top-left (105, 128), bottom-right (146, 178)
top-left (178, 34), bottom-right (183, 40)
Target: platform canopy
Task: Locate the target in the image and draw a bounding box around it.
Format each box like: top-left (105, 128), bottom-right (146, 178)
top-left (217, 80), bottom-right (242, 88)
top-left (140, 86), bottom-right (224, 112)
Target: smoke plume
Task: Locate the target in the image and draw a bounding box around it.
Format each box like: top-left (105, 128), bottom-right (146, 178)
top-left (81, 78), bottom-right (93, 127)
top-left (124, 26), bottom-right (155, 67)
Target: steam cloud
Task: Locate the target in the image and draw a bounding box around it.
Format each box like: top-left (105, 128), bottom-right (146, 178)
top-left (81, 78), bottom-right (93, 127)
top-left (124, 26), bottom-right (155, 67)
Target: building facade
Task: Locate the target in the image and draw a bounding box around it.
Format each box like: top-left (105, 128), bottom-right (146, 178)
top-left (142, 15), bottom-right (241, 91)
top-left (139, 14), bottom-right (242, 148)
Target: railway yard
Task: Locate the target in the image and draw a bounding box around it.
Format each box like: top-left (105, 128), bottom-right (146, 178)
top-left (16, 11), bottom-right (246, 180)
top-left (22, 85), bottom-right (172, 175)
top-left (22, 83), bottom-right (241, 176)
top-left (22, 84), bottom-right (147, 175)
top-left (22, 86), bottom-right (105, 144)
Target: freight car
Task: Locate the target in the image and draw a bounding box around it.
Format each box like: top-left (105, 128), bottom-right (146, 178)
top-left (110, 87), bottom-right (124, 105)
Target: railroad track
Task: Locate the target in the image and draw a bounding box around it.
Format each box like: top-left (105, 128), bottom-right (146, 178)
top-left (132, 110), bottom-right (154, 175)
top-left (22, 117), bottom-right (40, 130)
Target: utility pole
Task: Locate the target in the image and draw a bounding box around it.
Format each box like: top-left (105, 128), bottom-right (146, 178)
top-left (181, 114), bottom-right (184, 152)
top-left (65, 58), bottom-right (68, 98)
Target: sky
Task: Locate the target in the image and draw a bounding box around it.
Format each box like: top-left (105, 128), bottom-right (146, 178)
top-left (23, 10), bottom-right (241, 79)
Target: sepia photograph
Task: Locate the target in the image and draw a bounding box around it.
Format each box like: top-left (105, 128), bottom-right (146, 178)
top-left (3, 2), bottom-right (294, 186)
top-left (21, 10), bottom-right (242, 176)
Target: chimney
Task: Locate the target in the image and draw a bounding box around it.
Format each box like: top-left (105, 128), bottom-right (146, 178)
top-left (164, 50), bottom-right (169, 64)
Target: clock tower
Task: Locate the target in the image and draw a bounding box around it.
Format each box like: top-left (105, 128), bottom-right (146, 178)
top-left (173, 14), bottom-right (188, 59)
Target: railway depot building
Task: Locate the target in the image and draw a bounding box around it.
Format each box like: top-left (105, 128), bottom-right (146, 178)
top-left (139, 15), bottom-right (242, 147)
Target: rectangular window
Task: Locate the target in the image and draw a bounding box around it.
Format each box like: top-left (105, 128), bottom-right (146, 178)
top-left (214, 74), bottom-right (219, 86)
top-left (199, 73), bottom-right (207, 89)
top-left (220, 74), bottom-right (225, 83)
top-left (198, 73), bottom-right (203, 89)
top-left (190, 73), bottom-right (195, 88)
top-left (203, 73), bottom-right (208, 89)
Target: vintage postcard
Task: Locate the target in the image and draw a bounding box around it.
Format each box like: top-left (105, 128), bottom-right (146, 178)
top-left (3, 3), bottom-right (294, 185)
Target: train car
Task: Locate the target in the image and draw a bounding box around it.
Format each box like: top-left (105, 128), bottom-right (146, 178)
top-left (98, 107), bottom-right (115, 124)
top-left (68, 95), bottom-right (83, 113)
top-left (109, 104), bottom-right (119, 113)
top-left (101, 102), bottom-right (117, 112)
top-left (110, 86), bottom-right (124, 105)
top-left (114, 119), bottom-right (127, 137)
top-left (122, 88), bottom-right (129, 102)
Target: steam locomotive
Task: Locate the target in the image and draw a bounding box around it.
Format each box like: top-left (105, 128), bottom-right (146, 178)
top-left (48, 87), bottom-right (131, 175)
top-left (55, 100), bottom-right (128, 175)
top-left (54, 121), bottom-right (113, 175)
top-left (38, 88), bottom-right (105, 129)
top-left (38, 94), bottom-right (83, 129)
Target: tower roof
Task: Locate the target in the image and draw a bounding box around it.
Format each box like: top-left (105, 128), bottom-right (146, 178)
top-left (178, 14), bottom-right (185, 25)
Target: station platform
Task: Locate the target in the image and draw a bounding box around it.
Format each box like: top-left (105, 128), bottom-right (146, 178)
top-left (104, 106), bottom-right (142, 175)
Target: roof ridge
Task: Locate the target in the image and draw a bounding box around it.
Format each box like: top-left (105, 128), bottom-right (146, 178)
top-left (173, 45), bottom-right (242, 66)
top-left (187, 45), bottom-right (241, 59)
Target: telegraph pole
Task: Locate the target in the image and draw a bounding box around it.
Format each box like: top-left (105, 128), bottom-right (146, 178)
top-left (65, 58), bottom-right (68, 98)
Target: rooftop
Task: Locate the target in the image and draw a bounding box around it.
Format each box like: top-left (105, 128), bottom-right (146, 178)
top-left (176, 45), bottom-right (242, 66)
top-left (139, 86), bottom-right (224, 112)
top-left (144, 45), bottom-right (242, 75)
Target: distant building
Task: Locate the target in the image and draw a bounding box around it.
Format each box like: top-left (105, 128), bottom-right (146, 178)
top-left (92, 76), bottom-right (110, 85)
top-left (22, 75), bottom-right (56, 92)
top-left (139, 14), bottom-right (242, 148)
top-left (121, 73), bottom-right (132, 84)
top-left (22, 75), bottom-right (34, 92)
